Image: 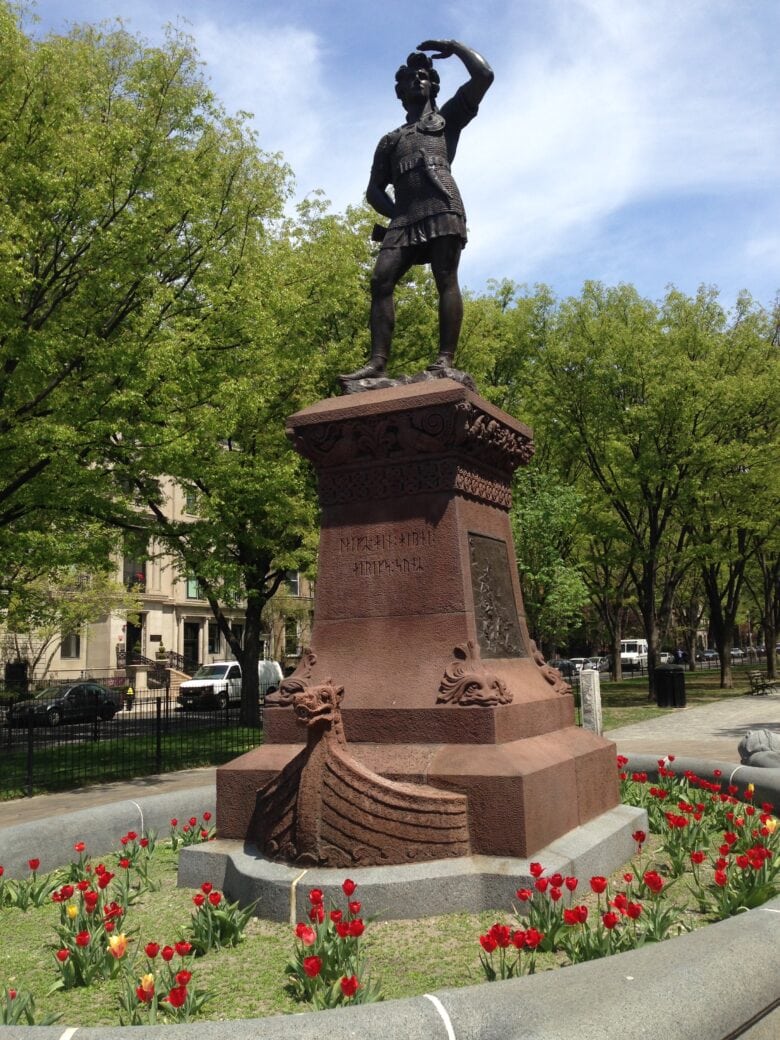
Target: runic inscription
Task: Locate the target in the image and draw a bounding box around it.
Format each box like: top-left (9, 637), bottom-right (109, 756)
top-left (339, 527), bottom-right (435, 579)
top-left (469, 533), bottom-right (525, 658)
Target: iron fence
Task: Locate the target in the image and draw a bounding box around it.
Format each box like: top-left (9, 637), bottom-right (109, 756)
top-left (0, 690), bottom-right (261, 799)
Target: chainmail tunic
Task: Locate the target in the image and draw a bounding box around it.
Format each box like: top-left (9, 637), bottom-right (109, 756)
top-left (370, 84), bottom-right (480, 259)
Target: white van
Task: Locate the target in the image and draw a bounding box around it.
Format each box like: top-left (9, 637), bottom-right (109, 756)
top-left (620, 639), bottom-right (648, 671)
top-left (177, 659), bottom-right (282, 710)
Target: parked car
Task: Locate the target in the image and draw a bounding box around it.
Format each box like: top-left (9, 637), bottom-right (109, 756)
top-left (730, 647), bottom-right (746, 660)
top-left (696, 649), bottom-right (719, 662)
top-left (585, 656), bottom-right (612, 673)
top-left (549, 659), bottom-right (577, 678)
top-left (177, 659), bottom-right (283, 710)
top-left (6, 683), bottom-right (119, 727)
top-left (569, 658), bottom-right (588, 673)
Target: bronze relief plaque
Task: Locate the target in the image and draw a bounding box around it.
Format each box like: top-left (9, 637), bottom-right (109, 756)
top-left (468, 533), bottom-right (525, 658)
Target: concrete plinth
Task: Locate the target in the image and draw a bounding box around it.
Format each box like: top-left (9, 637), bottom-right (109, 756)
top-left (179, 803), bottom-right (646, 922)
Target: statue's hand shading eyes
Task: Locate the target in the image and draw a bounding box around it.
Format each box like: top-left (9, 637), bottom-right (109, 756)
top-left (417, 39), bottom-right (454, 59)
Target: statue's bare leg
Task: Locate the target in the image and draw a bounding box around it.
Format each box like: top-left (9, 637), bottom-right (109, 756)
top-left (428, 236), bottom-right (463, 368)
top-left (339, 246), bottom-right (414, 382)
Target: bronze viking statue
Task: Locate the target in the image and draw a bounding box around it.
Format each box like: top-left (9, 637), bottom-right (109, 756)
top-left (340, 40), bottom-right (493, 387)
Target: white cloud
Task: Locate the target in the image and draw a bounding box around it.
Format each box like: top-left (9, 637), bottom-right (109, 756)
top-left (451, 0), bottom-right (780, 289)
top-left (191, 20), bottom-right (327, 168)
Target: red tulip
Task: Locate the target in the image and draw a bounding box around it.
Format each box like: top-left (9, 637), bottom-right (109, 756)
top-left (295, 924), bottom-right (316, 946)
top-left (303, 956), bottom-right (322, 978)
top-left (165, 985), bottom-right (187, 1008)
top-left (340, 975), bottom-right (359, 997)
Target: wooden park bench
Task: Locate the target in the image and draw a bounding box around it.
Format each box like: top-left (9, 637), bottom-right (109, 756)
top-left (747, 670), bottom-right (778, 696)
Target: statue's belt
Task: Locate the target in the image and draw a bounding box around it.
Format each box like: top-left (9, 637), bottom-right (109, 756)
top-left (393, 153), bottom-right (452, 199)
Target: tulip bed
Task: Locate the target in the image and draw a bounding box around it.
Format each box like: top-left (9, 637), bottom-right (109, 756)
top-left (0, 761), bottom-right (778, 1026)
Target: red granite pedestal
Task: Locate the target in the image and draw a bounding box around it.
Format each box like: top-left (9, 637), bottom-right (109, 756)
top-left (217, 379), bottom-right (618, 860)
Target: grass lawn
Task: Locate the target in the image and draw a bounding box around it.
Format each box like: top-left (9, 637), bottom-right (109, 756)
top-left (599, 666), bottom-right (755, 732)
top-left (0, 833), bottom-right (724, 1026)
top-left (0, 728), bottom-right (261, 801)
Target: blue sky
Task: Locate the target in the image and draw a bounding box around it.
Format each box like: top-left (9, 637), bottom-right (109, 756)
top-left (28, 0), bottom-right (780, 310)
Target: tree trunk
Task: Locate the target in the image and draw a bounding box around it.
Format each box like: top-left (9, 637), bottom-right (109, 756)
top-left (238, 597), bottom-right (264, 728)
top-left (636, 562), bottom-right (659, 700)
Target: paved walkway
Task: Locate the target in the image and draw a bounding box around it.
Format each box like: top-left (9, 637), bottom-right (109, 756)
top-left (0, 765), bottom-right (217, 829)
top-left (605, 692), bottom-right (780, 762)
top-left (1, 694), bottom-right (779, 829)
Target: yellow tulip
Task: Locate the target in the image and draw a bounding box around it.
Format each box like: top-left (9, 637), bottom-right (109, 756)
top-left (108, 933), bottom-right (128, 959)
top-left (67, 904), bottom-right (78, 920)
top-left (137, 973), bottom-right (155, 1002)
top-left (747, 783), bottom-right (755, 795)
top-left (765, 817), bottom-right (778, 834)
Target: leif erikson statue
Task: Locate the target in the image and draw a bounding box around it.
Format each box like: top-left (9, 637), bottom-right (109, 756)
top-left (340, 39), bottom-right (493, 388)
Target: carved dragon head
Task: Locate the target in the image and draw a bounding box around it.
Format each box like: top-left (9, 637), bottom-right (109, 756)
top-left (292, 682), bottom-right (344, 728)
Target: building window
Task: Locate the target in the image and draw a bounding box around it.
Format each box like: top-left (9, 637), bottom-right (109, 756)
top-left (284, 618), bottom-right (299, 656)
top-left (208, 622), bottom-right (220, 655)
top-left (123, 557), bottom-right (146, 590)
top-left (286, 570), bottom-right (300, 596)
top-left (184, 489), bottom-right (198, 514)
top-left (186, 576), bottom-right (204, 600)
top-left (61, 632), bottom-right (81, 659)
top-left (231, 623), bottom-right (244, 649)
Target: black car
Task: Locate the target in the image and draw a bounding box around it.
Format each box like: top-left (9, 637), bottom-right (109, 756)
top-left (550, 659), bottom-right (577, 678)
top-left (6, 682), bottom-right (119, 727)
top-left (696, 649), bottom-right (719, 663)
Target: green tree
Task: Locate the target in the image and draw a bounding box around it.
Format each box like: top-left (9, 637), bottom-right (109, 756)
top-left (2, 564), bottom-right (140, 678)
top-left (510, 463), bottom-right (588, 654)
top-left (0, 7), bottom-right (323, 720)
top-left (113, 201), bottom-right (375, 724)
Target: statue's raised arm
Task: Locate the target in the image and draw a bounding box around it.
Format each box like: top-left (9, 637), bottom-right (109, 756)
top-left (339, 40), bottom-right (493, 391)
top-left (417, 39), bottom-right (494, 105)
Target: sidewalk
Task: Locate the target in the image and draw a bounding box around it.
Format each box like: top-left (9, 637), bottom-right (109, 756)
top-left (0, 765), bottom-right (217, 830)
top-left (605, 693), bottom-right (780, 762)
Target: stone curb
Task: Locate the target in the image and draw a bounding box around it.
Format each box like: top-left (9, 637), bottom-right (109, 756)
top-left (1, 767), bottom-right (779, 1039)
top-left (0, 787), bottom-right (215, 878)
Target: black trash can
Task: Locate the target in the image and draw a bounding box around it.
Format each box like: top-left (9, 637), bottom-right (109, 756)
top-left (655, 665), bottom-right (686, 708)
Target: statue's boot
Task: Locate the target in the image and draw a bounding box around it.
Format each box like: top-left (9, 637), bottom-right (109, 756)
top-left (338, 353), bottom-right (388, 384)
top-left (427, 352), bottom-right (454, 371)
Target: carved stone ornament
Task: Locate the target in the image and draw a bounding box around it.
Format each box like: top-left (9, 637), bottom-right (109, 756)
top-left (437, 640), bottom-right (513, 706)
top-left (287, 399), bottom-right (533, 477)
top-left (469, 534), bottom-right (525, 658)
top-left (264, 649), bottom-right (317, 707)
top-left (256, 679), bottom-right (470, 866)
top-left (317, 459), bottom-right (514, 509)
top-left (529, 640), bottom-right (572, 696)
